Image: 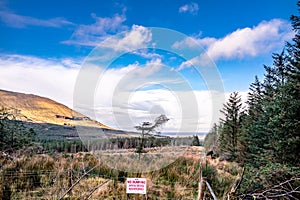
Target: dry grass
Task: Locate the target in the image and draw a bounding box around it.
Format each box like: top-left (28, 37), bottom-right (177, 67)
top-left (206, 156), bottom-right (242, 177)
top-left (1, 146), bottom-right (242, 199)
top-left (0, 147), bottom-right (207, 199)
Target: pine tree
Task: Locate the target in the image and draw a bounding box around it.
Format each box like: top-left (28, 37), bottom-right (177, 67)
top-left (286, 1), bottom-right (300, 85)
top-left (241, 76), bottom-right (268, 166)
top-left (192, 135), bottom-right (200, 146)
top-left (218, 92), bottom-right (243, 160)
top-left (242, 0), bottom-right (300, 172)
top-left (204, 123), bottom-right (219, 152)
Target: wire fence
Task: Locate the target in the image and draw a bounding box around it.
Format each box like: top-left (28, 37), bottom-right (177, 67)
top-left (1, 168), bottom-right (202, 199)
top-left (0, 147), bottom-right (210, 199)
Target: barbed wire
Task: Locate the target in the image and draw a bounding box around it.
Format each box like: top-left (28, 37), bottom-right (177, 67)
top-left (0, 169), bottom-right (200, 197)
top-left (1, 150), bottom-right (205, 198)
top-left (1, 169), bottom-right (202, 184)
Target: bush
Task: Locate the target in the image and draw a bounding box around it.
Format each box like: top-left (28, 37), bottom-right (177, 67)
top-left (238, 163), bottom-right (300, 196)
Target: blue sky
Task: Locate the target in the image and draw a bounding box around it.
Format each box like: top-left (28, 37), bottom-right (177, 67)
top-left (0, 0), bottom-right (297, 132)
top-left (0, 1), bottom-right (296, 57)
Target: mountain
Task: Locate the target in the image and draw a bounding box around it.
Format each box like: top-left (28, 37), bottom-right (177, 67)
top-left (0, 89), bottom-right (111, 130)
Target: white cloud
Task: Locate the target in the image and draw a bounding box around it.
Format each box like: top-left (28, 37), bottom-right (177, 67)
top-left (92, 58), bottom-right (166, 110)
top-left (63, 13), bottom-right (128, 47)
top-left (205, 19), bottom-right (293, 60)
top-left (63, 12), bottom-right (153, 55)
top-left (0, 10), bottom-right (74, 28)
top-left (78, 59), bottom-right (224, 133)
top-left (0, 54), bottom-right (230, 133)
top-left (96, 88), bottom-right (247, 133)
top-left (0, 8), bottom-right (152, 54)
top-left (99, 25), bottom-right (152, 51)
top-left (179, 2), bottom-right (199, 15)
top-left (0, 53), bottom-right (223, 133)
top-left (173, 19), bottom-right (294, 70)
top-left (177, 53), bottom-right (213, 71)
top-left (131, 49), bottom-right (163, 59)
top-left (94, 88), bottom-right (226, 133)
top-left (172, 37), bottom-right (201, 49)
top-left (0, 54), bottom-right (79, 107)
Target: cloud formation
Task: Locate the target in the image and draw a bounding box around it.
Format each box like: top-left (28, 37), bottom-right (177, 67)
top-left (0, 10), bottom-right (74, 28)
top-left (0, 54), bottom-right (79, 106)
top-left (0, 53), bottom-right (227, 133)
top-left (99, 25), bottom-right (152, 51)
top-left (62, 11), bottom-right (154, 54)
top-left (173, 19), bottom-right (294, 69)
top-left (74, 54), bottom-right (225, 133)
top-left (179, 2), bottom-right (199, 15)
top-left (63, 13), bottom-right (128, 46)
top-left (204, 19), bottom-right (293, 60)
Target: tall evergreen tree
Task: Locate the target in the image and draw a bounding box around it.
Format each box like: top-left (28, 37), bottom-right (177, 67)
top-left (286, 1), bottom-right (300, 85)
top-left (244, 49), bottom-right (300, 166)
top-left (239, 2), bottom-right (300, 195)
top-left (218, 92), bottom-right (243, 160)
top-left (210, 1), bottom-right (300, 197)
top-left (247, 76), bottom-right (264, 120)
top-left (241, 76), bottom-right (269, 166)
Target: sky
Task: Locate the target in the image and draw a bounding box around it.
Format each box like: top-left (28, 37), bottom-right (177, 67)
top-left (0, 0), bottom-right (298, 133)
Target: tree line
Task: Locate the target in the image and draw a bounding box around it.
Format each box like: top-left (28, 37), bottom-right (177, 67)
top-left (204, 1), bottom-right (300, 198)
top-left (0, 107), bottom-right (36, 154)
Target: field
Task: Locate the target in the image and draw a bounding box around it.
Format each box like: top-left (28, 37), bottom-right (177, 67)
top-left (0, 145), bottom-right (244, 199)
top-left (1, 146), bottom-right (203, 199)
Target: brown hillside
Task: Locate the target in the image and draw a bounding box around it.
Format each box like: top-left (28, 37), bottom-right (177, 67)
top-left (0, 89), bottom-right (111, 129)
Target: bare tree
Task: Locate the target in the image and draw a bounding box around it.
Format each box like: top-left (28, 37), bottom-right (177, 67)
top-left (134, 114), bottom-right (169, 153)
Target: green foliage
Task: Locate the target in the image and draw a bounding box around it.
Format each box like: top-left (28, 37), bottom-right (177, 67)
top-left (0, 107), bottom-right (37, 153)
top-left (202, 164), bottom-right (217, 181)
top-left (204, 123), bottom-right (219, 153)
top-left (191, 135), bottom-right (200, 146)
top-left (41, 140), bottom-right (87, 153)
top-left (202, 163), bottom-right (240, 199)
top-left (239, 163), bottom-right (300, 196)
top-left (209, 2), bottom-right (300, 197)
top-left (242, 23), bottom-right (300, 167)
top-left (218, 92), bottom-right (244, 161)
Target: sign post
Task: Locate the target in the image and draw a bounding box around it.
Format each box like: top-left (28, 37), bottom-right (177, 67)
top-left (126, 178), bottom-right (147, 195)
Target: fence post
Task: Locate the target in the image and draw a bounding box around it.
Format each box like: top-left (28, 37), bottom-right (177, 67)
top-left (197, 162), bottom-right (202, 200)
top-left (68, 167), bottom-right (73, 196)
top-left (197, 159), bottom-right (207, 200)
top-left (200, 177), bottom-right (207, 200)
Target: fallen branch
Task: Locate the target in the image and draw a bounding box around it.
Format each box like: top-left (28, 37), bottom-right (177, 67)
top-left (227, 167), bottom-right (245, 199)
top-left (84, 179), bottom-right (111, 200)
top-left (242, 177), bottom-right (300, 199)
top-left (59, 164), bottom-right (99, 200)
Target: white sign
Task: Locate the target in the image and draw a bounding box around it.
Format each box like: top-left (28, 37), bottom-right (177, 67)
top-left (126, 178), bottom-right (147, 194)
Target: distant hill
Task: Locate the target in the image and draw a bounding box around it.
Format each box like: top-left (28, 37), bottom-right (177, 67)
top-left (0, 89), bottom-right (111, 130)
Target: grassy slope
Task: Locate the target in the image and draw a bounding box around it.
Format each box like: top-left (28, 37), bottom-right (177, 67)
top-left (0, 89), bottom-right (111, 129)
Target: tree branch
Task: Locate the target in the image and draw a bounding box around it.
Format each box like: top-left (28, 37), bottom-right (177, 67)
top-left (59, 164), bottom-right (99, 200)
top-left (84, 179), bottom-right (111, 200)
top-left (244, 177), bottom-right (300, 199)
